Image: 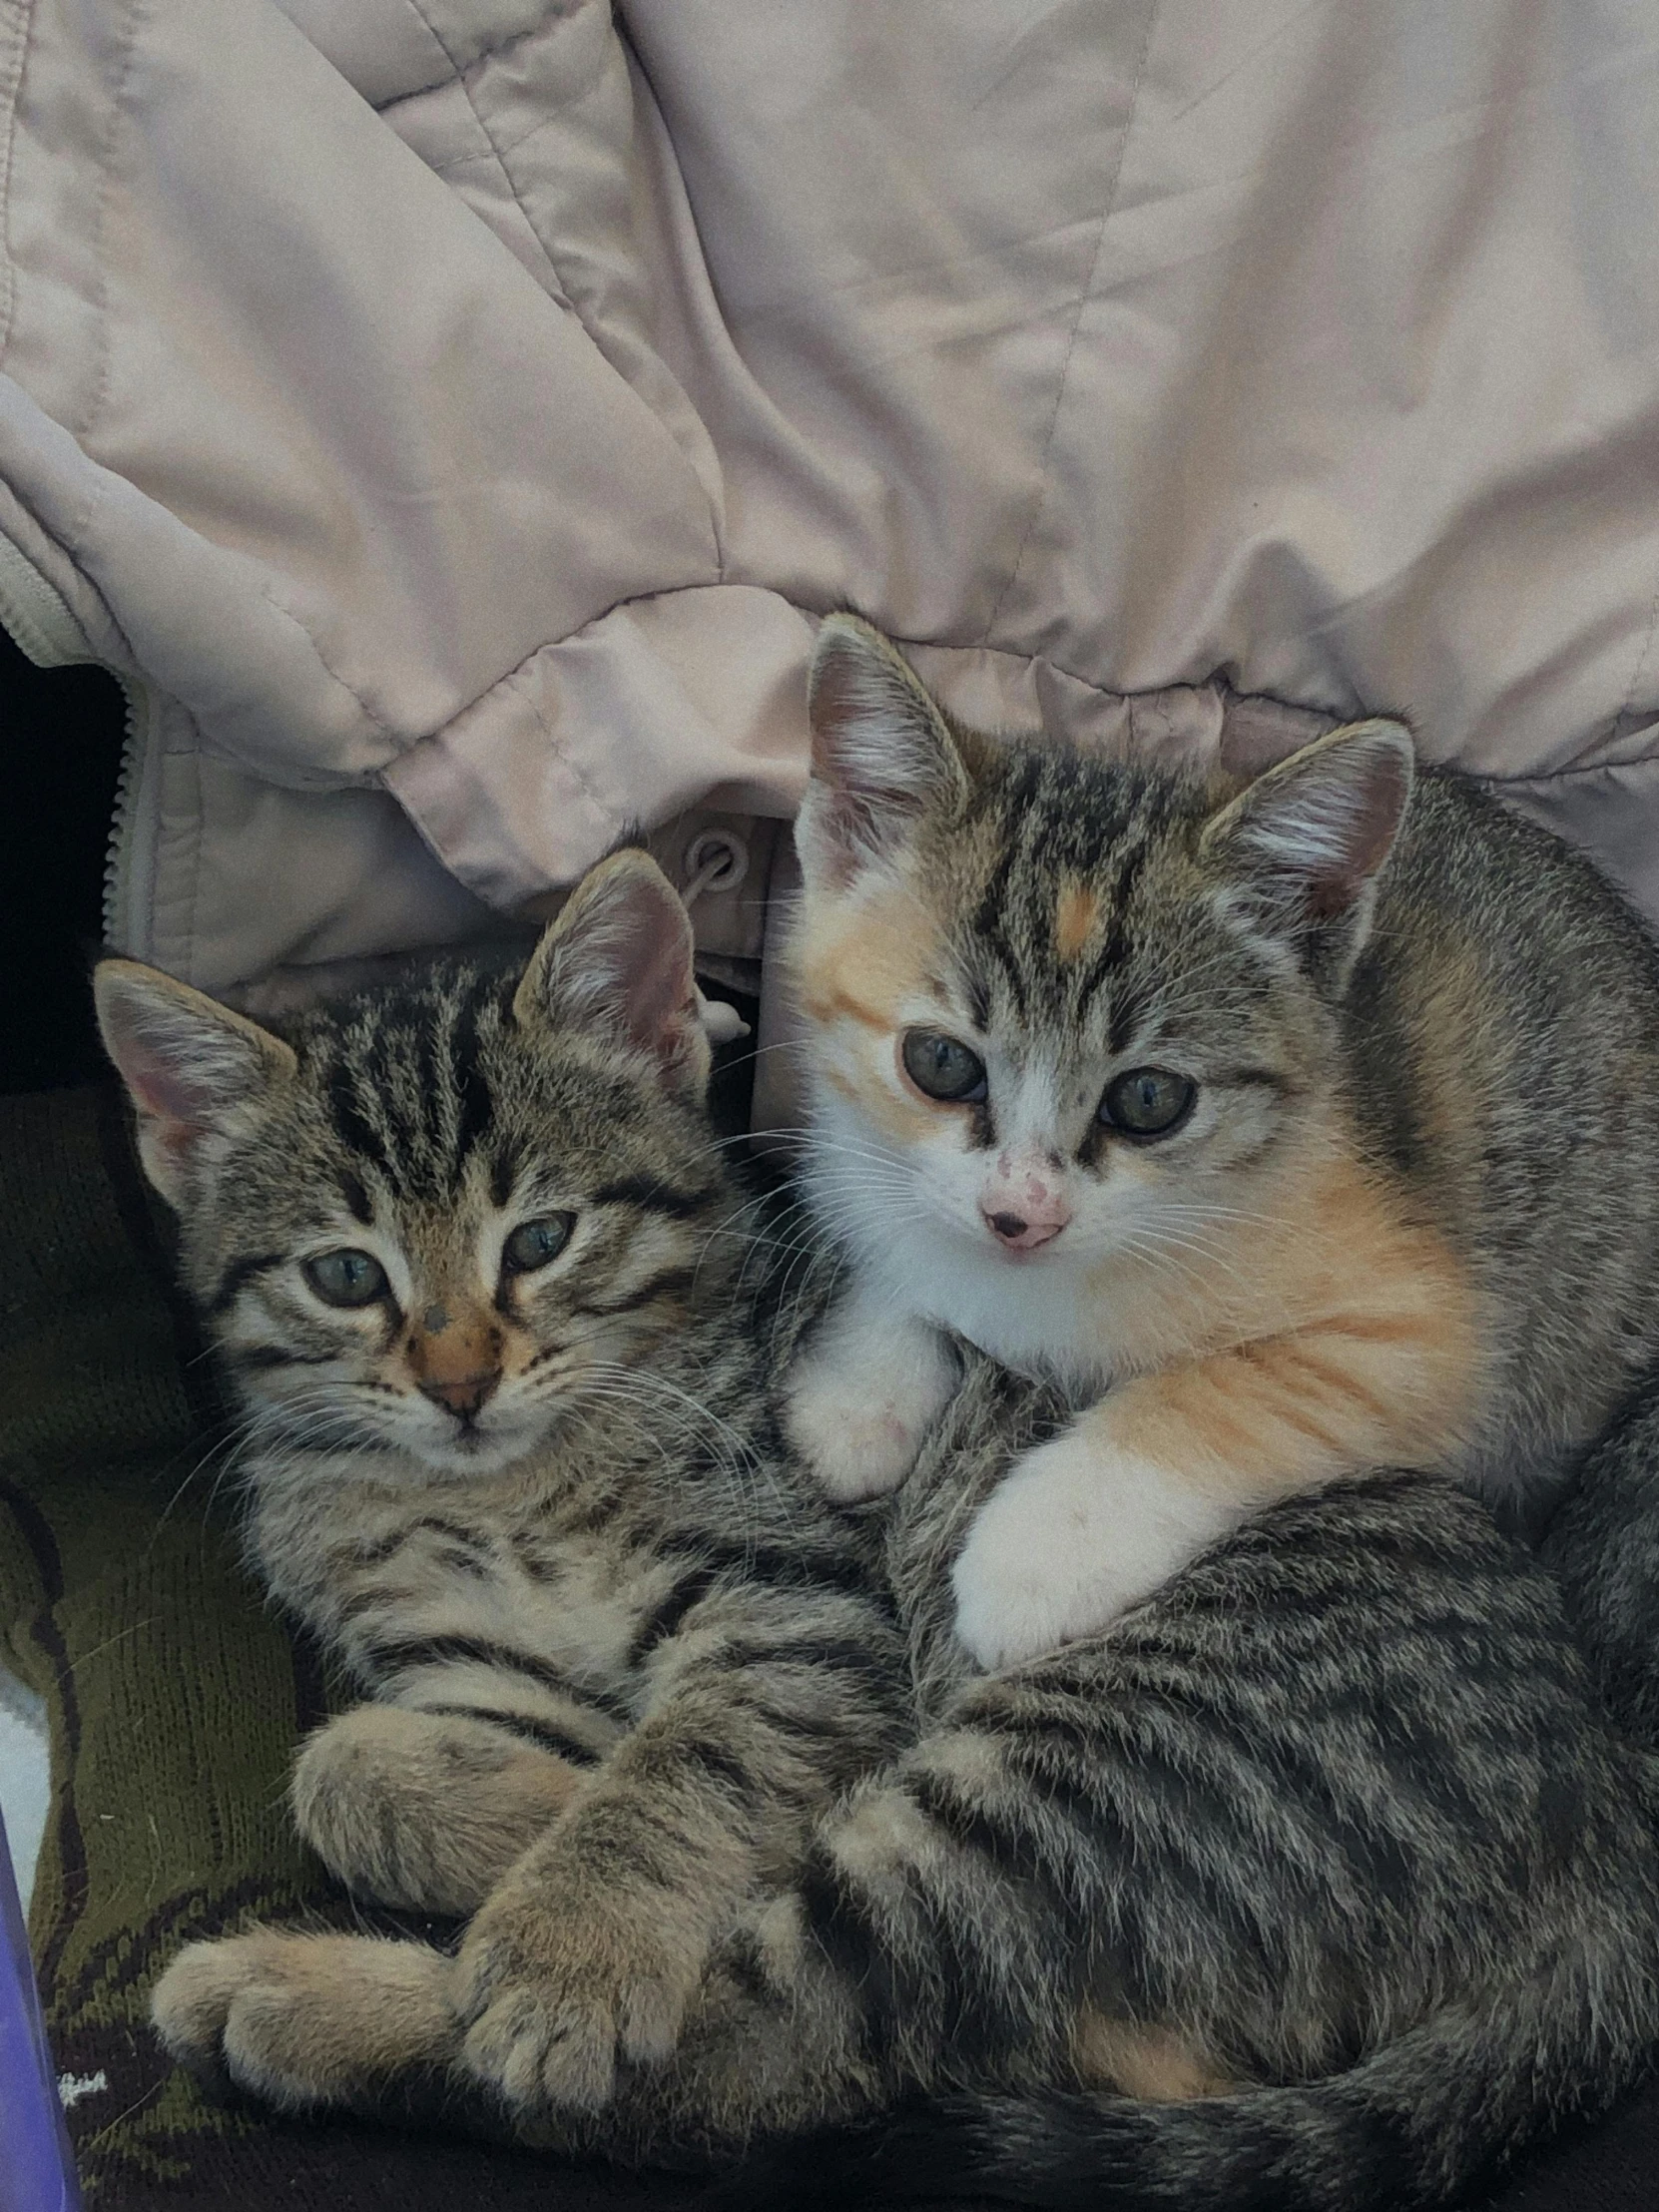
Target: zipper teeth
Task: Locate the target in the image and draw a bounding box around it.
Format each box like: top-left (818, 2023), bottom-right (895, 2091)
top-left (102, 673), bottom-right (148, 949)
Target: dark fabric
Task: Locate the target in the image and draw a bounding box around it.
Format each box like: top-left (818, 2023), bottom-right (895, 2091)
top-left (0, 632), bottom-right (124, 1096)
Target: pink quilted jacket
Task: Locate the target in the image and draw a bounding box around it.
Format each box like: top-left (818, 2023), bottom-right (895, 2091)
top-left (3, 1), bottom-right (1658, 1073)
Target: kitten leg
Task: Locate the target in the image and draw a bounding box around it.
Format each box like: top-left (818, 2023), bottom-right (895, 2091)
top-left (785, 1289), bottom-right (959, 1501)
top-left (951, 1322), bottom-right (1473, 1669)
top-left (950, 1417), bottom-right (1241, 1669)
top-left (291, 1705), bottom-right (585, 1916)
top-left (454, 1577), bottom-right (906, 2118)
top-left (152, 1929), bottom-right (459, 2114)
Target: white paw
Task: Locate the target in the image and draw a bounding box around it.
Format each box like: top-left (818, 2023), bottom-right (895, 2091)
top-left (785, 1309), bottom-right (956, 1503)
top-left (950, 1427), bottom-right (1240, 1669)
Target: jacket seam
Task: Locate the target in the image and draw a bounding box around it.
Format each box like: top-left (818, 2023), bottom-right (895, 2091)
top-left (78, 0), bottom-right (147, 471)
top-left (503, 653), bottom-right (611, 824)
top-left (253, 578), bottom-right (403, 750)
top-left (0, 0), bottom-right (35, 365)
top-left (373, 4), bottom-right (567, 118)
top-left (466, 590), bottom-right (1659, 797)
top-left (402, 2), bottom-right (723, 580)
top-left (1610, 582), bottom-right (1659, 746)
top-left (402, 0), bottom-right (588, 307)
top-left (1477, 754), bottom-right (1659, 787)
top-left (871, 614), bottom-right (1659, 787)
top-left (980, 0), bottom-right (1158, 644)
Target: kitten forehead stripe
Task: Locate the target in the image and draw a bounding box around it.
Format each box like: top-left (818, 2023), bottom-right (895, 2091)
top-left (450, 994), bottom-right (496, 1178)
top-left (589, 1176), bottom-right (710, 1218)
top-left (573, 1265), bottom-right (700, 1318)
top-left (205, 1251), bottom-right (288, 1316)
top-left (326, 1060), bottom-right (394, 1180)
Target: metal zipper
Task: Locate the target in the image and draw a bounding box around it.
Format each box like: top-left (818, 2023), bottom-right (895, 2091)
top-left (101, 672), bottom-right (155, 951)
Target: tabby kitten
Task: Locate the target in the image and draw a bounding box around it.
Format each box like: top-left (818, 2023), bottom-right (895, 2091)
top-left (785, 615), bottom-right (1659, 1667)
top-left (95, 851), bottom-right (908, 2118)
top-left (143, 1353), bottom-right (1659, 2212)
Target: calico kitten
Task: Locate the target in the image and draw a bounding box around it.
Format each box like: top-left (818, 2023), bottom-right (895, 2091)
top-left (95, 851), bottom-right (908, 2117)
top-left (784, 616), bottom-right (1659, 1666)
top-left (144, 1353), bottom-right (1659, 2212)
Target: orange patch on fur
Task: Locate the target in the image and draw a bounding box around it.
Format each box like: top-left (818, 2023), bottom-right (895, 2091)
top-left (407, 1311), bottom-right (502, 1388)
top-left (1081, 1142), bottom-right (1486, 1505)
top-left (791, 879), bottom-right (957, 1146)
top-left (821, 1061), bottom-right (930, 1144)
top-left (793, 882), bottom-right (943, 1017)
top-left (1071, 2008), bottom-right (1236, 2100)
top-left (799, 983), bottom-right (896, 1034)
top-left (1055, 882), bottom-right (1099, 961)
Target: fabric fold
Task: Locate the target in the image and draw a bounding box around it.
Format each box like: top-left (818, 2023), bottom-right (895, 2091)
top-left (0, 0), bottom-right (1658, 985)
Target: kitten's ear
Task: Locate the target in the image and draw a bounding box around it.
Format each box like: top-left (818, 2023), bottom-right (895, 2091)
top-left (94, 959), bottom-right (296, 1205)
top-left (1201, 719), bottom-right (1415, 982)
top-left (799, 614), bottom-right (971, 884)
top-left (513, 850), bottom-right (711, 1100)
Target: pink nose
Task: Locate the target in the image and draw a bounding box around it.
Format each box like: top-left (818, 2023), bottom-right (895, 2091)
top-left (981, 1194), bottom-right (1070, 1265)
top-left (982, 1156), bottom-right (1071, 1252)
top-left (983, 1208), bottom-right (1066, 1252)
top-left (981, 1203), bottom-right (1070, 1256)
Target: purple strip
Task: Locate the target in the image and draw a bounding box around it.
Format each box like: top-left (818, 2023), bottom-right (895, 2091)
top-left (0, 1806), bottom-right (82, 2212)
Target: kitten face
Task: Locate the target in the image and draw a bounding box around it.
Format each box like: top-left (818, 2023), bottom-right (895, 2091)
top-left (197, 1058), bottom-right (715, 1479)
top-left (792, 618), bottom-right (1412, 1373)
top-left (98, 853), bottom-right (730, 1483)
top-left (796, 824), bottom-right (1314, 1298)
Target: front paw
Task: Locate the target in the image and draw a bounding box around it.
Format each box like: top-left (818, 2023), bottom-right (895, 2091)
top-left (784, 1314), bottom-right (957, 1503)
top-left (457, 1867), bottom-right (701, 2116)
top-left (950, 1430), bottom-right (1236, 1670)
top-left (785, 1368), bottom-right (924, 1502)
top-left (152, 1929), bottom-right (457, 2112)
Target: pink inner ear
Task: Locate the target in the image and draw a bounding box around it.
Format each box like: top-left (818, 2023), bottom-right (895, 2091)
top-left (103, 1008), bottom-right (218, 1133)
top-left (1231, 732), bottom-right (1412, 924)
top-left (97, 968), bottom-right (288, 1148)
top-left (1303, 752), bottom-right (1411, 917)
top-left (554, 858), bottom-right (702, 1074)
top-left (621, 918), bottom-right (701, 1065)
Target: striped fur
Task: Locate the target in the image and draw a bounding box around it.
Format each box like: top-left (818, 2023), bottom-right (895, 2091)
top-left (785, 617), bottom-right (1659, 1668)
top-left (135, 1354), bottom-right (1659, 2211)
top-left (660, 1359), bottom-right (1659, 2205)
top-left (1544, 1368), bottom-right (1659, 1748)
top-left (98, 854), bottom-right (909, 2118)
top-left (101, 846), bottom-right (1659, 2206)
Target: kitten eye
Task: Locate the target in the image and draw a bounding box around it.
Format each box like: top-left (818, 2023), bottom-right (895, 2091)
top-left (1099, 1068), bottom-right (1196, 1138)
top-left (303, 1249), bottom-right (389, 1307)
top-left (901, 1030), bottom-right (988, 1104)
top-left (502, 1214), bottom-right (575, 1275)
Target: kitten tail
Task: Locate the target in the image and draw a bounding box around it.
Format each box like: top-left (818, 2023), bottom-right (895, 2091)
top-left (725, 1929), bottom-right (1659, 2212)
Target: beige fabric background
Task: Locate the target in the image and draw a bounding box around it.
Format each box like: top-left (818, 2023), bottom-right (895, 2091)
top-left (0, 1), bottom-right (1656, 989)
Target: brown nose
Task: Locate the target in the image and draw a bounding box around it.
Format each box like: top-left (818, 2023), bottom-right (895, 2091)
top-left (408, 1311), bottom-right (503, 1421)
top-left (418, 1370), bottom-right (499, 1419)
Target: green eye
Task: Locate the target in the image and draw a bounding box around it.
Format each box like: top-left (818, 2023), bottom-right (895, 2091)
top-left (901, 1030), bottom-right (988, 1104)
top-left (303, 1249), bottom-right (388, 1307)
top-left (502, 1214), bottom-right (575, 1275)
top-left (1100, 1068), bottom-right (1196, 1138)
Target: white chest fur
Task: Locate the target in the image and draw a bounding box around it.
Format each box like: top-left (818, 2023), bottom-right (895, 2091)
top-left (821, 1177), bottom-right (1111, 1391)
